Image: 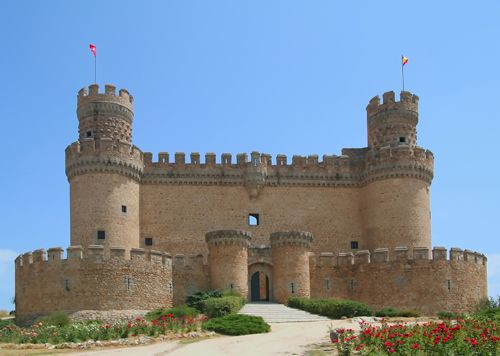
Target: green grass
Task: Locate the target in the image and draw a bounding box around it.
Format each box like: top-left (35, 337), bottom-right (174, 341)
top-left (203, 314), bottom-right (270, 336)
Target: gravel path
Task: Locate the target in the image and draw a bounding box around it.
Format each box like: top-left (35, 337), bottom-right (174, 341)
top-left (69, 319), bottom-right (362, 356)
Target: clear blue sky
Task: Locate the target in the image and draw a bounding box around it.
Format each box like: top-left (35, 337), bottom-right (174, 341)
top-left (0, 1), bottom-right (499, 311)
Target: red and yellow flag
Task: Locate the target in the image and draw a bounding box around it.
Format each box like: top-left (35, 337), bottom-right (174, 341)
top-left (89, 44), bottom-right (96, 57)
top-left (402, 55), bottom-right (408, 66)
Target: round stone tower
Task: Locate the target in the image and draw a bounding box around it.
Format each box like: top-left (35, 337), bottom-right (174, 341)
top-left (205, 230), bottom-right (251, 299)
top-left (65, 84), bottom-right (144, 252)
top-left (270, 231), bottom-right (313, 303)
top-left (361, 91), bottom-right (434, 253)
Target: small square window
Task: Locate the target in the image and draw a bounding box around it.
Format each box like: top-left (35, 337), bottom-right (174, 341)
top-left (121, 205), bottom-right (127, 213)
top-left (97, 230), bottom-right (106, 240)
top-left (399, 137), bottom-right (406, 143)
top-left (350, 241), bottom-right (358, 249)
top-left (248, 214), bottom-right (259, 226)
top-left (145, 237), bottom-right (153, 246)
top-left (86, 130), bottom-right (93, 138)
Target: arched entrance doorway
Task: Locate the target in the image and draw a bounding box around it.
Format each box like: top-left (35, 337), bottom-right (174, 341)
top-left (248, 263), bottom-right (272, 302)
top-left (250, 271), bottom-right (269, 302)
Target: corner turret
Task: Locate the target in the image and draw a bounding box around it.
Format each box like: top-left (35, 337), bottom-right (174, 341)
top-left (67, 84), bottom-right (142, 253)
top-left (366, 91), bottom-right (419, 149)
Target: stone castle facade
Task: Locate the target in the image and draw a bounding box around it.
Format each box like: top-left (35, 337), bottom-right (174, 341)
top-left (15, 84), bottom-right (487, 324)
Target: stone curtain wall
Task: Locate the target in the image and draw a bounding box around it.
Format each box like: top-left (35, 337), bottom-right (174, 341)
top-left (172, 254), bottom-right (209, 305)
top-left (310, 247), bottom-right (488, 314)
top-left (140, 184), bottom-right (363, 255)
top-left (15, 246), bottom-right (172, 325)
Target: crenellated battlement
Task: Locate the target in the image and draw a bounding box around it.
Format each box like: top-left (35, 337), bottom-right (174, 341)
top-left (77, 84), bottom-right (133, 112)
top-left (312, 246), bottom-right (487, 268)
top-left (140, 146), bottom-right (433, 187)
top-left (366, 91), bottom-right (419, 118)
top-left (16, 245), bottom-right (172, 268)
top-left (171, 253), bottom-right (207, 268)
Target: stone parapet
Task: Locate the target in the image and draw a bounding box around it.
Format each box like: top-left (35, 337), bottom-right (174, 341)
top-left (16, 246), bottom-right (172, 268)
top-left (311, 246), bottom-right (487, 267)
top-left (140, 146), bottom-right (433, 188)
top-left (77, 84), bottom-right (133, 117)
top-left (205, 230), bottom-right (252, 247)
top-left (270, 231), bottom-right (313, 248)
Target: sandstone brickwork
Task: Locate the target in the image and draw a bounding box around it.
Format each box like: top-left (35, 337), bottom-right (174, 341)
top-left (14, 85), bottom-right (488, 321)
top-left (15, 246), bottom-right (172, 325)
top-left (310, 247), bottom-right (487, 314)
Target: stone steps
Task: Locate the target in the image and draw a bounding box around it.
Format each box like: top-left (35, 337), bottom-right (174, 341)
top-left (239, 302), bottom-right (330, 323)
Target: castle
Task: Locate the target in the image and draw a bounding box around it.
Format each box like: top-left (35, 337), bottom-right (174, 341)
top-left (15, 84), bottom-right (488, 324)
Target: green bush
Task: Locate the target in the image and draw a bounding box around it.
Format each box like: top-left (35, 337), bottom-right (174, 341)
top-left (375, 308), bottom-right (421, 317)
top-left (472, 296), bottom-right (500, 320)
top-left (0, 319), bottom-right (13, 328)
top-left (437, 311), bottom-right (465, 320)
top-left (186, 290), bottom-right (224, 312)
top-left (288, 297), bottom-right (372, 319)
top-left (202, 296), bottom-right (245, 318)
top-left (36, 311), bottom-right (70, 327)
top-left (203, 314), bottom-right (270, 335)
top-left (145, 305), bottom-right (199, 321)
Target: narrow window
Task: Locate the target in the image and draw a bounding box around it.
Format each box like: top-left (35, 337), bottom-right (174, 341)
top-left (324, 279), bottom-right (331, 290)
top-left (399, 136), bottom-right (406, 143)
top-left (86, 130), bottom-right (92, 138)
top-left (64, 279), bottom-right (70, 292)
top-left (447, 279), bottom-right (451, 291)
top-left (125, 276), bottom-right (133, 291)
top-left (230, 283), bottom-right (234, 291)
top-left (121, 205), bottom-right (127, 213)
top-left (167, 282), bottom-right (173, 294)
top-left (350, 241), bottom-right (358, 249)
top-left (97, 230), bottom-right (106, 240)
top-left (290, 282), bottom-right (295, 294)
top-left (248, 213), bottom-right (260, 226)
top-left (145, 237), bottom-right (153, 246)
top-left (350, 279), bottom-right (354, 290)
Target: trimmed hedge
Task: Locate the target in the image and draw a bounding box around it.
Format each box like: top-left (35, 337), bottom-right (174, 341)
top-left (203, 314), bottom-right (270, 335)
top-left (375, 308), bottom-right (421, 318)
top-left (202, 296), bottom-right (245, 318)
top-left (186, 290), bottom-right (224, 312)
top-left (288, 297), bottom-right (372, 319)
top-left (145, 305), bottom-right (199, 321)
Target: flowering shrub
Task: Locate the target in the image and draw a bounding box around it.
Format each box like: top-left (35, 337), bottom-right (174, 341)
top-left (145, 305), bottom-right (199, 321)
top-left (330, 318), bottom-right (499, 355)
top-left (0, 314), bottom-right (205, 344)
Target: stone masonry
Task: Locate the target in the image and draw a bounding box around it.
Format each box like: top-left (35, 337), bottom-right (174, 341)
top-left (15, 84), bottom-right (487, 323)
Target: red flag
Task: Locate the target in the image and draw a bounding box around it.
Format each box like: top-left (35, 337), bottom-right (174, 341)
top-left (402, 55), bottom-right (408, 66)
top-left (89, 44), bottom-right (96, 57)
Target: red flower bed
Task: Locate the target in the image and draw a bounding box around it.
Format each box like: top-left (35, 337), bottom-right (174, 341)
top-left (331, 319), bottom-right (499, 355)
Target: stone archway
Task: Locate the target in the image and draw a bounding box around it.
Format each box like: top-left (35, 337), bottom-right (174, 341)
top-left (248, 263), bottom-right (273, 302)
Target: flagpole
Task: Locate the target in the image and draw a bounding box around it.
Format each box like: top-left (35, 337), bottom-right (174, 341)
top-left (401, 55), bottom-right (405, 92)
top-left (94, 54), bottom-right (97, 84)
